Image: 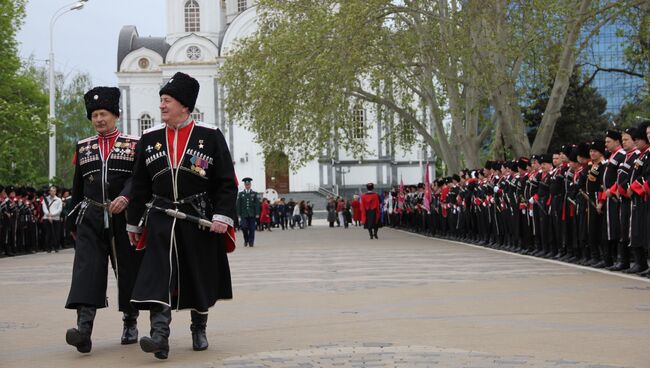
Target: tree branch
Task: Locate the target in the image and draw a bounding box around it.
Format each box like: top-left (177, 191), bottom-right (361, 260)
top-left (580, 63), bottom-right (646, 90)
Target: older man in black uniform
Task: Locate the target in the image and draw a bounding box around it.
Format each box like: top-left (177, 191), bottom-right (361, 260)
top-left (127, 72), bottom-right (237, 359)
top-left (64, 87), bottom-right (142, 353)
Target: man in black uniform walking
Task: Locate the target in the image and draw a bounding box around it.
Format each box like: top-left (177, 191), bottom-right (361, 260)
top-left (127, 72), bottom-right (237, 359)
top-left (65, 87), bottom-right (143, 353)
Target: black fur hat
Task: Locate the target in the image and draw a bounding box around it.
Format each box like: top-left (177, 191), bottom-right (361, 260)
top-left (576, 142), bottom-right (590, 159)
top-left (637, 120), bottom-right (650, 143)
top-left (538, 154), bottom-right (553, 164)
top-left (560, 144), bottom-right (574, 156)
top-left (605, 129), bottom-right (622, 142)
top-left (517, 157), bottom-right (529, 170)
top-left (590, 140), bottom-right (606, 155)
top-left (84, 87), bottom-right (120, 120)
top-left (624, 127), bottom-right (641, 141)
top-left (159, 72), bottom-right (200, 113)
top-left (568, 148), bottom-right (580, 163)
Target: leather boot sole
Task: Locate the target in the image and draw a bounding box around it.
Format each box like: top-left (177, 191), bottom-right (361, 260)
top-left (140, 337), bottom-right (168, 359)
top-left (193, 344), bottom-right (208, 351)
top-left (66, 328), bottom-right (91, 353)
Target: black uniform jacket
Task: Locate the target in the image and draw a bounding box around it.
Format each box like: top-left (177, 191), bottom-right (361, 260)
top-left (66, 132), bottom-right (142, 312)
top-left (127, 121), bottom-right (237, 312)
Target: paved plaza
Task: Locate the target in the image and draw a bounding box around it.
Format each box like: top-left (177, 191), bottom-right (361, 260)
top-left (1, 223), bottom-right (649, 367)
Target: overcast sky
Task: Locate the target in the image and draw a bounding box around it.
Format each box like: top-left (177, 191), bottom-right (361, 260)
top-left (17, 0), bottom-right (166, 86)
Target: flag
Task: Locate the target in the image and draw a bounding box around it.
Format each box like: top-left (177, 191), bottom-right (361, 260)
top-left (424, 162), bottom-right (431, 213)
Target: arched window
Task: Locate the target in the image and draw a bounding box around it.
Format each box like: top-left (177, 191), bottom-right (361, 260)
top-left (191, 108), bottom-right (204, 123)
top-left (138, 113), bottom-right (154, 134)
top-left (184, 0), bottom-right (200, 32)
top-left (237, 0), bottom-right (247, 12)
top-left (352, 106), bottom-right (365, 139)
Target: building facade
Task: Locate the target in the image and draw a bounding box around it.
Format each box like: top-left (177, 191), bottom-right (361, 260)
top-left (116, 0), bottom-right (429, 194)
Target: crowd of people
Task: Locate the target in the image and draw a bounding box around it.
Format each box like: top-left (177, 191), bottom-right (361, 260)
top-left (255, 197), bottom-right (315, 231)
top-left (0, 184), bottom-right (75, 256)
top-left (382, 123), bottom-right (650, 278)
top-left (325, 195), bottom-right (363, 228)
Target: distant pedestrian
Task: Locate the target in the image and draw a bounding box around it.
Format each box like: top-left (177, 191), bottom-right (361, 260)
top-left (361, 183), bottom-right (381, 239)
top-left (326, 198), bottom-right (337, 227)
top-left (237, 177), bottom-right (260, 246)
top-left (351, 195), bottom-right (361, 226)
top-left (305, 201), bottom-right (313, 226)
top-left (336, 197), bottom-right (346, 228)
top-left (260, 198), bottom-right (272, 231)
top-left (42, 185), bottom-right (62, 253)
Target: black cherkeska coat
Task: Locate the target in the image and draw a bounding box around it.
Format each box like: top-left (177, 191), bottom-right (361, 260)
top-left (127, 121), bottom-right (237, 313)
top-left (65, 133), bottom-right (142, 313)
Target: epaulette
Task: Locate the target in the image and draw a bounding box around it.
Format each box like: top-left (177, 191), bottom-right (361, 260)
top-left (196, 122), bottom-right (217, 130)
top-left (120, 133), bottom-right (140, 140)
top-left (78, 136), bottom-right (97, 144)
top-left (144, 124), bottom-right (165, 134)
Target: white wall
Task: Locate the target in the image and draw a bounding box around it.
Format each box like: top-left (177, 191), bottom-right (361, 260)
top-left (289, 161), bottom-right (320, 192)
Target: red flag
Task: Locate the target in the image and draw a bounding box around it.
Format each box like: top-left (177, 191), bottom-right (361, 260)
top-left (398, 178), bottom-right (405, 207)
top-left (424, 162), bottom-right (431, 213)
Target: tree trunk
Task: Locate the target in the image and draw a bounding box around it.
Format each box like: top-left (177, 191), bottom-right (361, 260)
top-left (530, 0), bottom-right (592, 154)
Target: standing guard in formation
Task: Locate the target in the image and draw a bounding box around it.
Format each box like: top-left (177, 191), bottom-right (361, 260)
top-left (1, 186), bottom-right (19, 256)
top-left (126, 72), bottom-right (237, 359)
top-left (600, 130), bottom-right (626, 268)
top-left (386, 123), bottom-right (650, 279)
top-left (237, 177), bottom-right (260, 246)
top-left (627, 122), bottom-right (650, 274)
top-left (64, 87), bottom-right (143, 353)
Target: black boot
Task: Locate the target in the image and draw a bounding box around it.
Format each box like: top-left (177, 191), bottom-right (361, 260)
top-left (140, 306), bottom-right (171, 359)
top-left (121, 310), bottom-right (139, 345)
top-left (190, 311), bottom-right (209, 351)
top-left (623, 248), bottom-right (648, 274)
top-left (66, 306), bottom-right (96, 353)
top-left (608, 242), bottom-right (630, 271)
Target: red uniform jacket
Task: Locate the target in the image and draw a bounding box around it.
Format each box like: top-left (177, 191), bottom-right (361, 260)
top-left (360, 192), bottom-right (380, 225)
top-left (260, 201), bottom-right (271, 224)
top-left (351, 199), bottom-right (361, 221)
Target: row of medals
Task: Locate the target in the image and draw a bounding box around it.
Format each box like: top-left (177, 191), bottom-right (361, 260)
top-left (79, 141), bottom-right (135, 155)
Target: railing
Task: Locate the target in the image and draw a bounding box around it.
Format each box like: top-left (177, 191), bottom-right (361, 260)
top-left (318, 186), bottom-right (338, 198)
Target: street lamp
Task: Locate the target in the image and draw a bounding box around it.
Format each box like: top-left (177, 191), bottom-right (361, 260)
top-left (48, 0), bottom-right (88, 182)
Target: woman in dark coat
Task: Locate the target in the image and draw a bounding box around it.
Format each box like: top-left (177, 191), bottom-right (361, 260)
top-left (326, 198), bottom-right (337, 227)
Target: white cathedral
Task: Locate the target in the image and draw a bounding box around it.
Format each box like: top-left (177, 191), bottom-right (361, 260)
top-left (116, 0), bottom-right (428, 195)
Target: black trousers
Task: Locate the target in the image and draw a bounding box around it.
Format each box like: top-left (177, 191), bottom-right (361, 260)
top-left (44, 220), bottom-right (61, 251)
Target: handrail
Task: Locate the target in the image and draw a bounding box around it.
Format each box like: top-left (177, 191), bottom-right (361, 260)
top-left (318, 186), bottom-right (338, 198)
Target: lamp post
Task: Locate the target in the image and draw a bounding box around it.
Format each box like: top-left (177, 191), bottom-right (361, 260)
top-left (48, 0), bottom-right (88, 182)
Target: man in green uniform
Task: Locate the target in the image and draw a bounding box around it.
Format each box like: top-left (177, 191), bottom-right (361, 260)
top-left (237, 178), bottom-right (260, 246)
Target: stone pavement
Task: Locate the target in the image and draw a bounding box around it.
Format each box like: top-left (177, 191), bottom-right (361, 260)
top-left (1, 224), bottom-right (649, 367)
